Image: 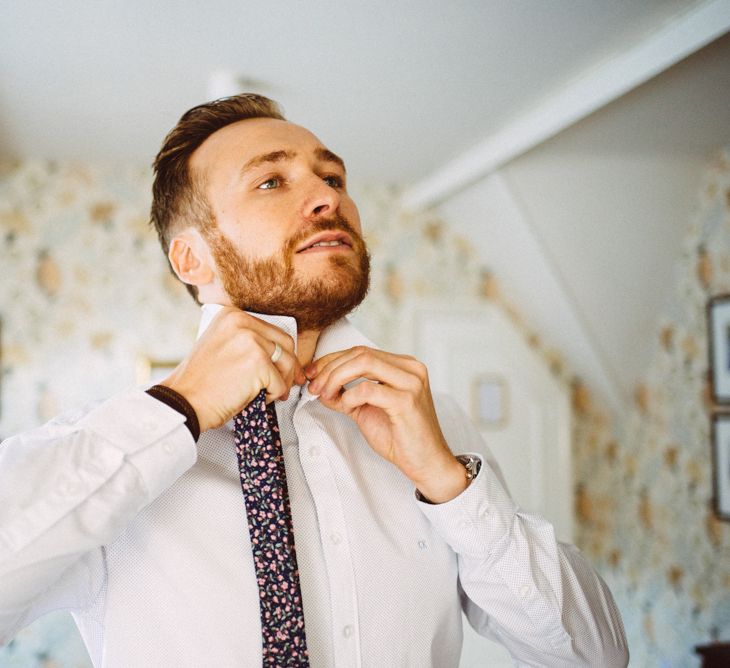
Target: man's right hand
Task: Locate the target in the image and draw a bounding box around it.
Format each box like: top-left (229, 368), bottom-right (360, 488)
top-left (159, 307), bottom-right (305, 432)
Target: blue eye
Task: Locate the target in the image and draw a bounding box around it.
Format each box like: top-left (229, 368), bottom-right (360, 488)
top-left (258, 177), bottom-right (280, 190)
top-left (324, 175), bottom-right (343, 188)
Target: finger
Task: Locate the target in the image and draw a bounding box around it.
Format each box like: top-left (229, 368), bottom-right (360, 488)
top-left (271, 344), bottom-right (307, 389)
top-left (308, 347), bottom-right (381, 389)
top-left (243, 323), bottom-right (305, 385)
top-left (314, 353), bottom-right (421, 401)
top-left (220, 307), bottom-right (298, 358)
top-left (311, 347), bottom-right (426, 379)
top-left (247, 319), bottom-right (296, 356)
top-left (261, 362), bottom-right (288, 404)
top-left (305, 349), bottom-right (351, 380)
top-left (250, 332), bottom-right (303, 398)
top-left (310, 347), bottom-right (424, 395)
top-left (330, 378), bottom-right (406, 415)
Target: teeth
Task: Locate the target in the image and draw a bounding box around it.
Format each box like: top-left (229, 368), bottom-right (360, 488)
top-left (310, 240), bottom-right (342, 248)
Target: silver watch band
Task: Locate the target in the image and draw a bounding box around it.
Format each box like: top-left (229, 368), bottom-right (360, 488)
top-left (455, 453), bottom-right (482, 481)
top-left (414, 454), bottom-right (482, 504)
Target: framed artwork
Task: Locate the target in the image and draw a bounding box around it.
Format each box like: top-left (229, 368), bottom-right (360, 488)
top-left (708, 294), bottom-right (730, 404)
top-left (136, 357), bottom-right (180, 387)
top-left (0, 317), bottom-right (3, 421)
top-left (712, 413), bottom-right (730, 521)
top-left (470, 373), bottom-right (509, 429)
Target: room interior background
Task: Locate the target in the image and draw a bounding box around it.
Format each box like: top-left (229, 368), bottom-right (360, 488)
top-left (1, 2), bottom-right (730, 667)
top-left (2, 145), bottom-right (730, 667)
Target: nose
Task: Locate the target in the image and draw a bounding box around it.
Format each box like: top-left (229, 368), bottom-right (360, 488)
top-left (301, 176), bottom-right (341, 220)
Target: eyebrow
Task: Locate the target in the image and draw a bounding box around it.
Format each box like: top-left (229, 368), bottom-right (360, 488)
top-left (240, 147), bottom-right (347, 176)
top-left (315, 148), bottom-right (347, 173)
top-left (241, 150), bottom-right (294, 175)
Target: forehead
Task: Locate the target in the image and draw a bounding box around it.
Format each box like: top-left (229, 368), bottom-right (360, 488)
top-left (190, 117), bottom-right (328, 180)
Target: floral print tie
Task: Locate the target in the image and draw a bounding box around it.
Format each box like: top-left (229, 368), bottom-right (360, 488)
top-left (233, 389), bottom-right (310, 666)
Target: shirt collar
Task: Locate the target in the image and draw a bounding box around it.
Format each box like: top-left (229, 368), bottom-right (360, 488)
top-left (197, 303), bottom-right (379, 356)
top-left (197, 304), bottom-right (299, 348)
top-left (196, 303), bottom-right (380, 415)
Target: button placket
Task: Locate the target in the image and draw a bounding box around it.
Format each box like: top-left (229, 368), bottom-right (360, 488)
top-left (294, 407), bottom-right (362, 667)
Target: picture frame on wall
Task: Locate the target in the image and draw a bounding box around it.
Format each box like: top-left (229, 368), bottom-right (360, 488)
top-left (470, 373), bottom-right (509, 429)
top-left (711, 413), bottom-right (730, 521)
top-left (708, 293), bottom-right (730, 405)
top-left (0, 317), bottom-right (3, 422)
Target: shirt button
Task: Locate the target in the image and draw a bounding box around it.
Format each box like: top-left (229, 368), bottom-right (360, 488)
top-left (330, 532), bottom-right (342, 545)
top-left (142, 420), bottom-right (157, 432)
top-left (520, 584), bottom-right (532, 599)
top-left (163, 442), bottom-right (175, 454)
top-left (309, 446), bottom-right (320, 458)
top-left (343, 625), bottom-right (354, 638)
top-left (478, 502), bottom-right (490, 517)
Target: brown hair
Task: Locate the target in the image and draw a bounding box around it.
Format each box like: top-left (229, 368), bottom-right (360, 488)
top-left (150, 93), bottom-right (285, 301)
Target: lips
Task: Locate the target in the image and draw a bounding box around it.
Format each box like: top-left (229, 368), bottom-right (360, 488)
top-left (296, 231), bottom-right (353, 253)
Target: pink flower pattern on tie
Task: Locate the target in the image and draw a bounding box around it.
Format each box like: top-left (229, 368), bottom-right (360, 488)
top-left (233, 389), bottom-right (309, 666)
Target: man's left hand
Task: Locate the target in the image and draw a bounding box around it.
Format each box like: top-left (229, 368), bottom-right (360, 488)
top-left (306, 347), bottom-right (468, 503)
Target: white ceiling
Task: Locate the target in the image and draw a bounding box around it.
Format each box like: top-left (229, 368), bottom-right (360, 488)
top-left (2, 0), bottom-right (728, 413)
top-left (501, 31), bottom-right (730, 405)
top-left (0, 0), bottom-right (700, 181)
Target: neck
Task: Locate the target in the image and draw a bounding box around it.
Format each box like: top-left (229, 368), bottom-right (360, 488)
top-left (296, 329), bottom-right (320, 367)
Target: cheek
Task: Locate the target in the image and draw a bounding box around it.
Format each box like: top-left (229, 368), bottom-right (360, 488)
top-left (342, 198), bottom-right (362, 235)
top-left (219, 208), bottom-right (290, 257)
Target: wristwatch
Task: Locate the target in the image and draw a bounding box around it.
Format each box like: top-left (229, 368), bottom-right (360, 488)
top-left (415, 454), bottom-right (482, 504)
top-left (455, 453), bottom-right (482, 481)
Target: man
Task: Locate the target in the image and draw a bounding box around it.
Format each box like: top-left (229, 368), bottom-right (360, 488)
top-left (0, 94), bottom-right (628, 666)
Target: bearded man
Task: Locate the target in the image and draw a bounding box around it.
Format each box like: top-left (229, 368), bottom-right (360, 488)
top-left (0, 94), bottom-right (628, 667)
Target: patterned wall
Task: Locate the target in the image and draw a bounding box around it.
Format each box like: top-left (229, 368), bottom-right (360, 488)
top-left (0, 158), bottom-right (577, 666)
top-left (3, 148), bottom-right (727, 666)
top-left (572, 148), bottom-right (730, 667)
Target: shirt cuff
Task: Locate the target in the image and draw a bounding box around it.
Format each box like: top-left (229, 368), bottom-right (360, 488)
top-left (415, 453), bottom-right (518, 559)
top-left (78, 387), bottom-right (198, 501)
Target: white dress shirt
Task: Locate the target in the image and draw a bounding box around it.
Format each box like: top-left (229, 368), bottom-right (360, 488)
top-left (0, 306), bottom-right (628, 667)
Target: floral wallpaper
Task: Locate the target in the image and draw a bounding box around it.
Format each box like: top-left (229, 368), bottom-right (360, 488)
top-left (0, 158), bottom-right (577, 666)
top-left (3, 147), bottom-right (728, 666)
top-left (572, 148), bottom-right (730, 667)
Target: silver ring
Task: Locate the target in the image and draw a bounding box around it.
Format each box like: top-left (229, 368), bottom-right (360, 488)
top-left (270, 342), bottom-right (283, 363)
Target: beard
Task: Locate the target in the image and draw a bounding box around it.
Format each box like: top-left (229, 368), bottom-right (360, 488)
top-left (204, 214), bottom-right (371, 332)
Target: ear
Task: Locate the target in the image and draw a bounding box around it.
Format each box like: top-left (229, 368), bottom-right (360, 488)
top-left (168, 228), bottom-right (215, 289)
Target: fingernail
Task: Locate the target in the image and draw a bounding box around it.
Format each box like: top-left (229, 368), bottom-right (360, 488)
top-left (304, 364), bottom-right (316, 377)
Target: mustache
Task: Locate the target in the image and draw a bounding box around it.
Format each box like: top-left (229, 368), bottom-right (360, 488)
top-left (285, 214), bottom-right (364, 254)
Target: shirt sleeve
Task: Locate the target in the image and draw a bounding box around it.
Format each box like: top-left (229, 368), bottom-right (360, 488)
top-left (0, 387), bottom-right (198, 644)
top-left (416, 394), bottom-right (629, 667)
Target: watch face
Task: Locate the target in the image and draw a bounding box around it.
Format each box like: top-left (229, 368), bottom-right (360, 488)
top-left (457, 454), bottom-right (480, 479)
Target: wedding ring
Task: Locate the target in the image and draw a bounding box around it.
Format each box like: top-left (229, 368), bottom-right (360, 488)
top-left (270, 341), bottom-right (283, 363)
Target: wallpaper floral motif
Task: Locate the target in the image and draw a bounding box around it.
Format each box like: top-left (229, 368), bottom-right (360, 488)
top-left (0, 158), bottom-right (576, 666)
top-left (572, 148), bottom-right (730, 667)
top-left (3, 148), bottom-right (727, 667)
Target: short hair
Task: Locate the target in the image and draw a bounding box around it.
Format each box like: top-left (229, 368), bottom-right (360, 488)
top-left (150, 93), bottom-right (285, 301)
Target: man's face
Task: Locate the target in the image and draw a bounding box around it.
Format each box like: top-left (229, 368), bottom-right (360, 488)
top-left (189, 117), bottom-right (370, 332)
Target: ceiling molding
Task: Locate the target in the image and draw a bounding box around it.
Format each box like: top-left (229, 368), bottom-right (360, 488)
top-left (401, 0), bottom-right (730, 211)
